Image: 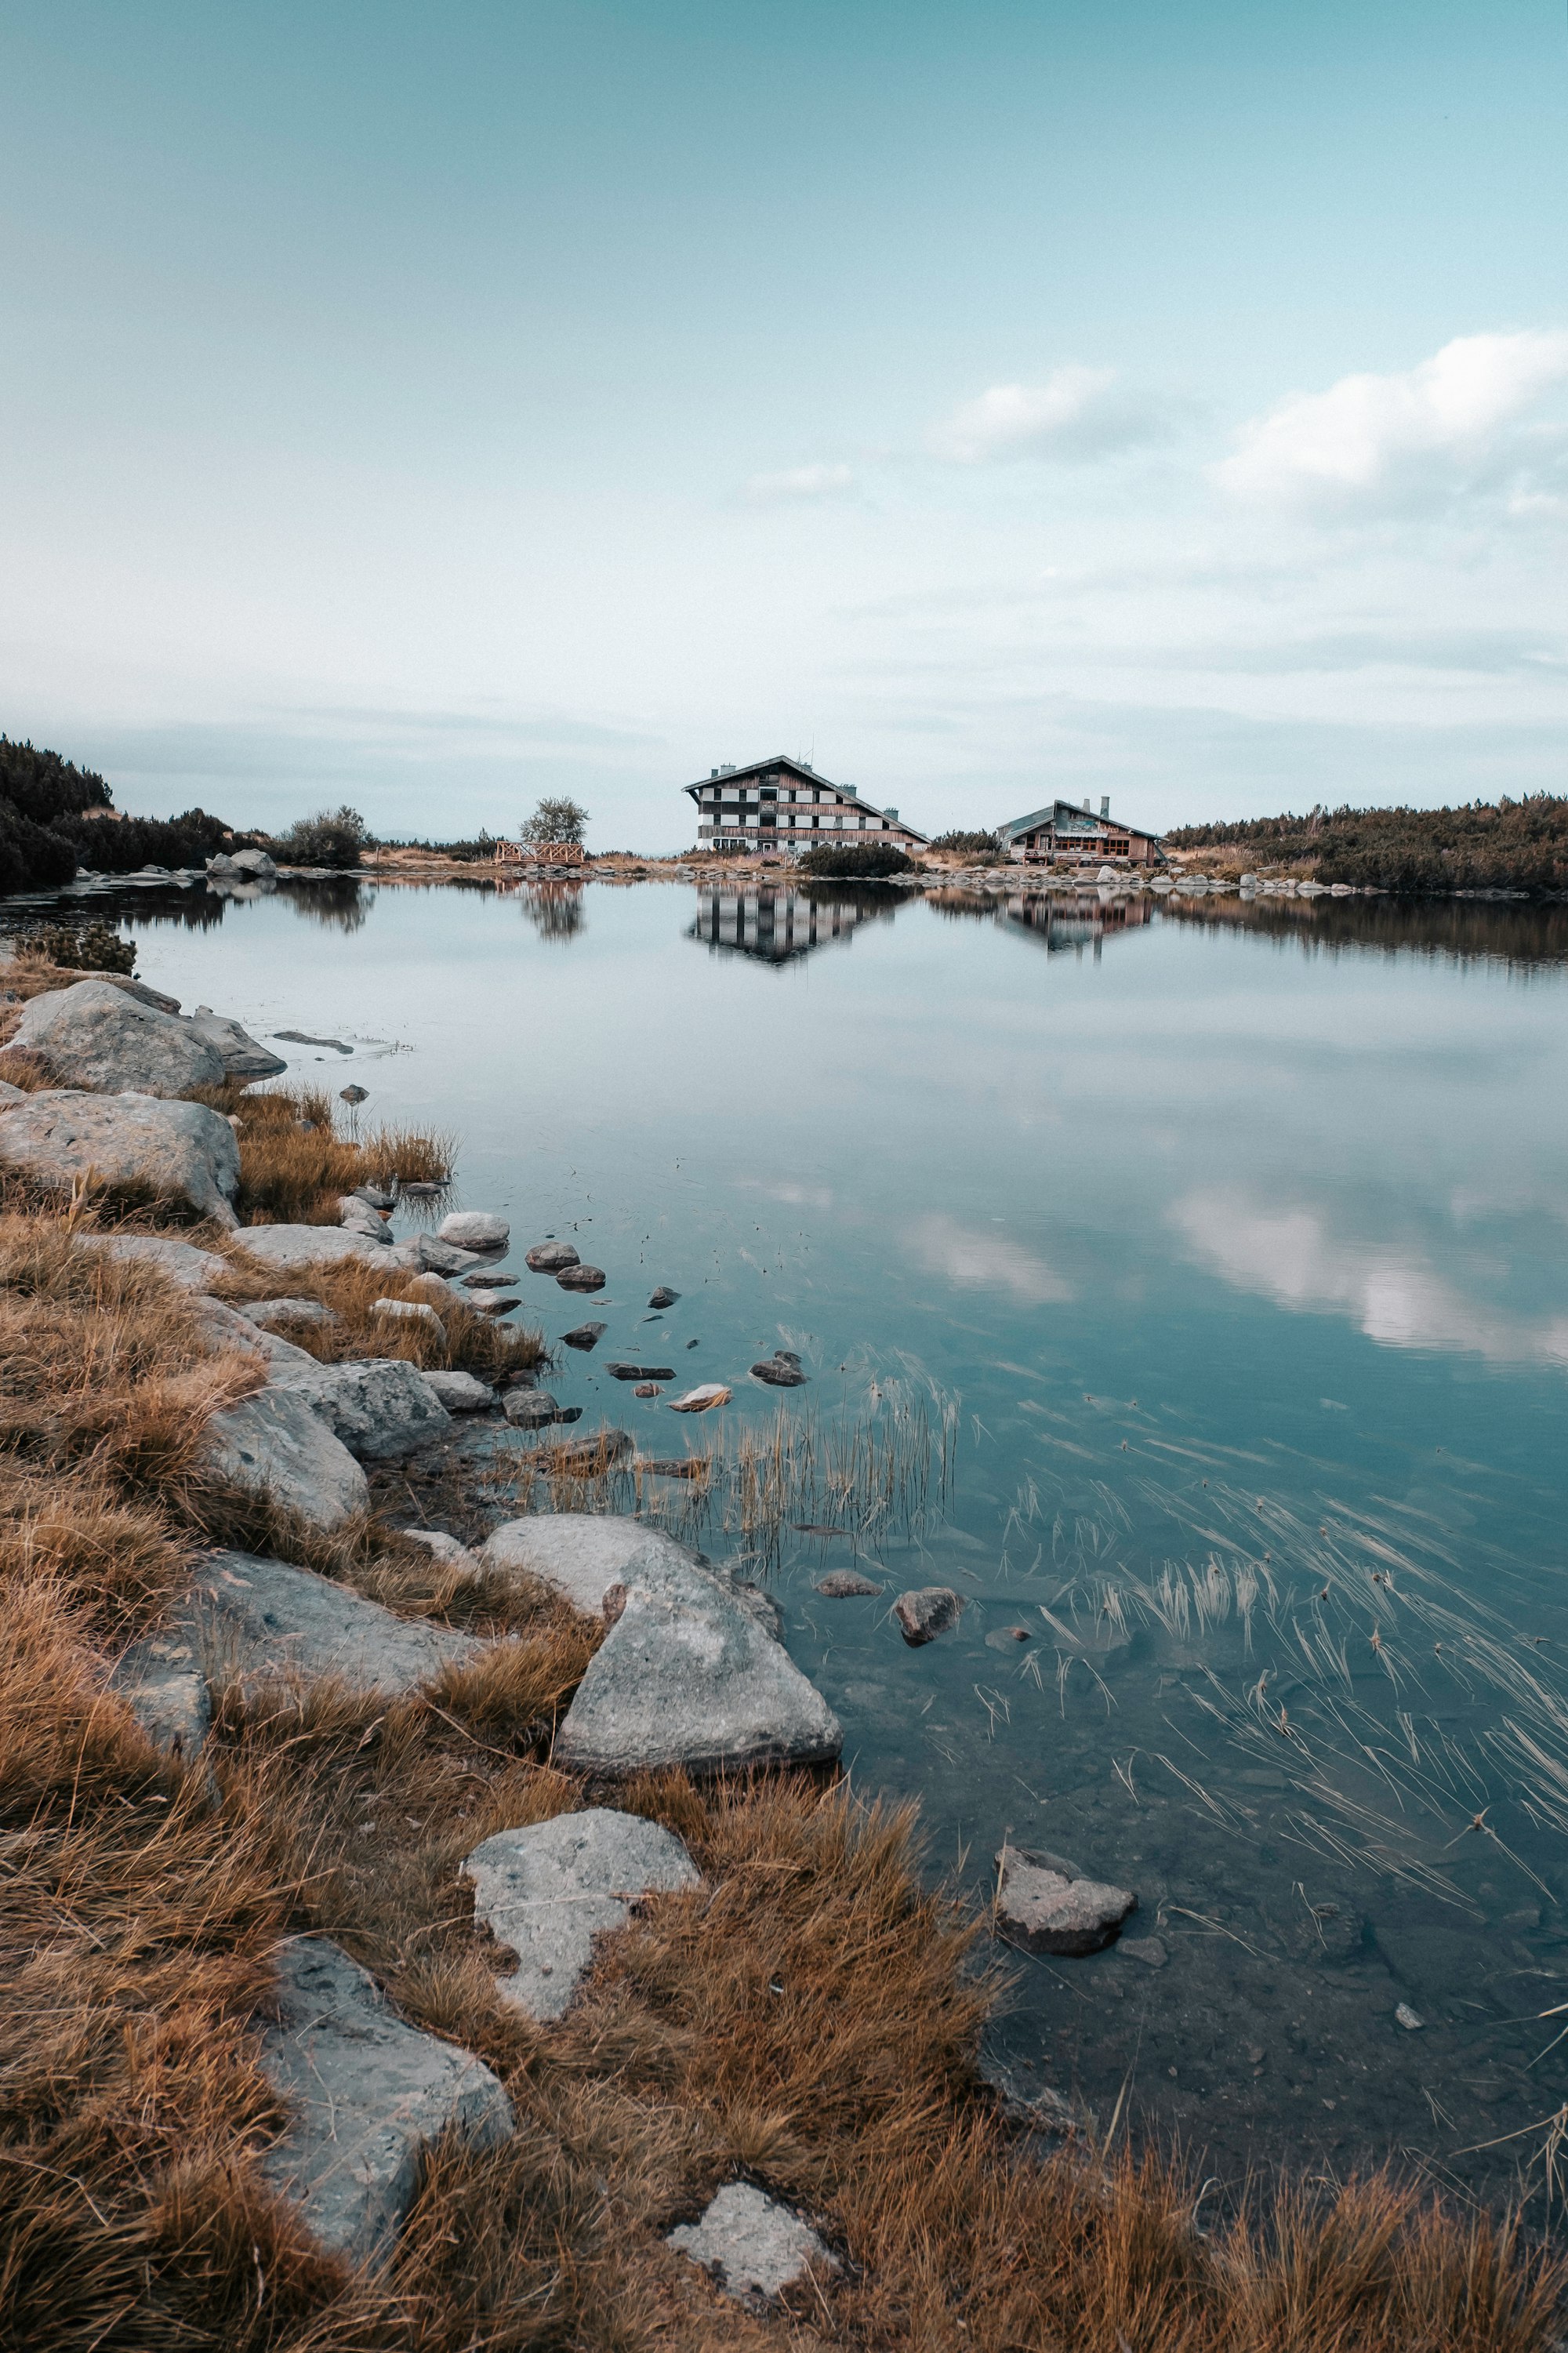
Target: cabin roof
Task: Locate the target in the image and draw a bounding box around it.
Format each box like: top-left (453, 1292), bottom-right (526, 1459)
top-left (998, 799), bottom-right (1162, 844)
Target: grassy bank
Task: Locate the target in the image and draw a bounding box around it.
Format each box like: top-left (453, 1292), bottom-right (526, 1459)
top-left (0, 1077), bottom-right (1563, 2348)
top-left (1166, 796), bottom-right (1568, 895)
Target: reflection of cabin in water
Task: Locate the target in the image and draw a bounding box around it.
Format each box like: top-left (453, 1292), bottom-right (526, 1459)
top-left (999, 796), bottom-right (1163, 866)
top-left (689, 885), bottom-right (884, 964)
top-left (1001, 889), bottom-right (1152, 957)
top-left (685, 756), bottom-right (927, 855)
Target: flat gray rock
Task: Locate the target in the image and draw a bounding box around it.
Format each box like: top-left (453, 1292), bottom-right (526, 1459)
top-left (241, 1295), bottom-right (342, 1331)
top-left (9, 978), bottom-right (225, 1095)
top-left (233, 1224), bottom-right (387, 1274)
top-left (556, 1263), bottom-right (606, 1292)
top-left (423, 1368), bottom-right (495, 1411)
top-left (463, 1807), bottom-right (701, 2021)
top-left (993, 1845), bottom-right (1137, 1957)
top-left (0, 1090), bottom-right (241, 1226)
top-left (439, 1211), bottom-right (509, 1251)
top-left (477, 1514), bottom-right (704, 1616)
top-left (667, 2183), bottom-right (836, 2306)
top-left (524, 1240), bottom-right (579, 1272)
top-left (259, 1936), bottom-right (514, 2260)
top-left (183, 1548), bottom-right (484, 1691)
top-left (187, 1009), bottom-right (287, 1078)
top-left (554, 1557), bottom-right (842, 1778)
top-left (200, 1389), bottom-right (370, 1530)
top-left (85, 1233), bottom-right (231, 1291)
top-left (109, 1629), bottom-right (211, 1761)
top-left (267, 1356), bottom-right (453, 1462)
top-left (894, 1586), bottom-right (965, 1645)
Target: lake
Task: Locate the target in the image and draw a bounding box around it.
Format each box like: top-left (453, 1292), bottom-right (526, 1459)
top-left (14, 868), bottom-right (1568, 2207)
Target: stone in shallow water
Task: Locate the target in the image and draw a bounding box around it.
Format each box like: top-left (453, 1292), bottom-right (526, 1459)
top-left (815, 1570), bottom-right (882, 1598)
top-left (423, 1368), bottom-right (495, 1412)
top-left (750, 1350), bottom-right (808, 1388)
top-left (647, 1285), bottom-right (680, 1308)
top-left (666, 2182), bottom-right (837, 2306)
top-left (259, 1936), bottom-right (514, 2260)
top-left (439, 1210), bottom-right (509, 1251)
top-left (606, 1361), bottom-right (675, 1381)
top-left (525, 1240), bottom-right (579, 1272)
top-left (668, 1383), bottom-right (730, 1413)
top-left (463, 1807), bottom-right (701, 2021)
top-left (556, 1262), bottom-right (606, 1292)
top-left (503, 1389), bottom-right (561, 1428)
top-left (993, 1844), bottom-right (1137, 1958)
top-left (893, 1586), bottom-right (965, 1645)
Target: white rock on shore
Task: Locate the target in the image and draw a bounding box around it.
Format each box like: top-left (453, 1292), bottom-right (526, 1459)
top-left (463, 1807), bottom-right (701, 2021)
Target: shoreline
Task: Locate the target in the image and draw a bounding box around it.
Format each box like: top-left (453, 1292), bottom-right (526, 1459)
top-left (0, 953), bottom-right (1563, 2346)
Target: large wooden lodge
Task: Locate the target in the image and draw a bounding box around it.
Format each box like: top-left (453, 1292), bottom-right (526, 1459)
top-left (685, 756), bottom-right (929, 856)
top-left (998, 796), bottom-right (1163, 866)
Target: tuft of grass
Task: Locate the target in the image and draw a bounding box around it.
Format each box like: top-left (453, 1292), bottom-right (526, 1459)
top-left (215, 1242), bottom-right (548, 1385)
top-left (191, 1082), bottom-right (456, 1226)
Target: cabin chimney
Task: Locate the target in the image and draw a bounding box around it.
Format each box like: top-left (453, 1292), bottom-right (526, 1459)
top-left (1100, 795), bottom-right (1110, 819)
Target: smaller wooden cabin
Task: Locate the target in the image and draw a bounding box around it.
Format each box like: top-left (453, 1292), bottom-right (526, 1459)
top-left (998, 797), bottom-right (1163, 867)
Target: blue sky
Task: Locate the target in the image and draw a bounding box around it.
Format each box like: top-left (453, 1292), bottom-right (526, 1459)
top-left (2, 1), bottom-right (1564, 847)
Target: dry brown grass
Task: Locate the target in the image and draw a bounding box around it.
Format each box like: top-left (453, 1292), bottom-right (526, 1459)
top-left (0, 1153), bottom-right (1563, 2348)
top-left (213, 1240), bottom-right (548, 1385)
top-left (191, 1083), bottom-right (456, 1227)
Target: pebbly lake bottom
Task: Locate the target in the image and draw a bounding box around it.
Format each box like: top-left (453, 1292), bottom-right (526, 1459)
top-left (11, 866), bottom-right (1568, 2214)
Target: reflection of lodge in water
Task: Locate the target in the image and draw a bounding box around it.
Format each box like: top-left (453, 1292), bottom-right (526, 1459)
top-left (1000, 888), bottom-right (1152, 957)
top-left (689, 884), bottom-right (880, 964)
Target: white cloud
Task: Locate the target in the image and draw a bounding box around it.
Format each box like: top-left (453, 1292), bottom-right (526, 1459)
top-left (1171, 1185), bottom-right (1568, 1367)
top-left (1216, 329), bottom-right (1568, 512)
top-left (928, 367), bottom-right (1165, 464)
top-left (742, 462), bottom-right (856, 506)
top-left (904, 1213), bottom-right (1073, 1305)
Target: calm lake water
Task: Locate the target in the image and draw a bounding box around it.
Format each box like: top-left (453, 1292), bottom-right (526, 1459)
top-left (14, 871), bottom-right (1568, 2207)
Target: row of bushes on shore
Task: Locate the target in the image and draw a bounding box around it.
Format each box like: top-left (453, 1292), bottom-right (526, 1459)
top-left (1167, 793), bottom-right (1568, 895)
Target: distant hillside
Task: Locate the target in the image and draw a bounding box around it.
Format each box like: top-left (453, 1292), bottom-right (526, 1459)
top-left (0, 735), bottom-right (258, 895)
top-left (1165, 795), bottom-right (1568, 895)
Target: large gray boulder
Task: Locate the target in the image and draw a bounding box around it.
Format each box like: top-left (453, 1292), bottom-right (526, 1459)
top-left (0, 1090), bottom-right (241, 1225)
top-left (554, 1557), bottom-right (842, 1778)
top-left (667, 2184), bottom-right (837, 2306)
top-left (199, 1391), bottom-right (370, 1530)
top-left (187, 1008), bottom-right (287, 1078)
top-left (182, 1549), bottom-right (484, 1692)
top-left (477, 1514), bottom-right (704, 1617)
top-left (84, 1233), bottom-right (231, 1291)
top-left (267, 1356), bottom-right (453, 1462)
top-left (232, 1224), bottom-right (387, 1275)
top-left (463, 1807), bottom-right (700, 2021)
top-left (229, 847), bottom-right (277, 878)
top-left (9, 979), bottom-right (225, 1095)
top-left (259, 1937), bottom-right (513, 2260)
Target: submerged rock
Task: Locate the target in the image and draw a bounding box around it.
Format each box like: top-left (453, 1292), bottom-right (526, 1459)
top-left (554, 1556), bottom-right (842, 1778)
top-left (199, 1391), bottom-right (370, 1530)
top-left (463, 1268), bottom-right (517, 1288)
top-left (893, 1587), bottom-right (965, 1645)
top-left (525, 1240), bottom-right (579, 1272)
top-left (750, 1349), bottom-right (808, 1389)
top-left (606, 1362), bottom-right (675, 1382)
top-left (439, 1210), bottom-right (509, 1251)
top-left (667, 2183), bottom-right (837, 2308)
top-left (463, 1807), bottom-right (701, 2021)
top-left (556, 1262), bottom-right (606, 1292)
top-left (0, 1091), bottom-right (241, 1226)
top-left (10, 978), bottom-right (224, 1095)
top-left (559, 1320), bottom-right (607, 1349)
top-left (993, 1845), bottom-right (1137, 1957)
top-left (815, 1570), bottom-right (882, 1598)
top-left (529, 1428), bottom-right (633, 1474)
top-left (259, 1937), bottom-right (514, 2260)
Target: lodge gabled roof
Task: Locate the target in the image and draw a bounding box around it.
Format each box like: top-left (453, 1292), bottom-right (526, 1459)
top-left (684, 756), bottom-right (929, 843)
top-left (998, 798), bottom-right (1163, 844)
